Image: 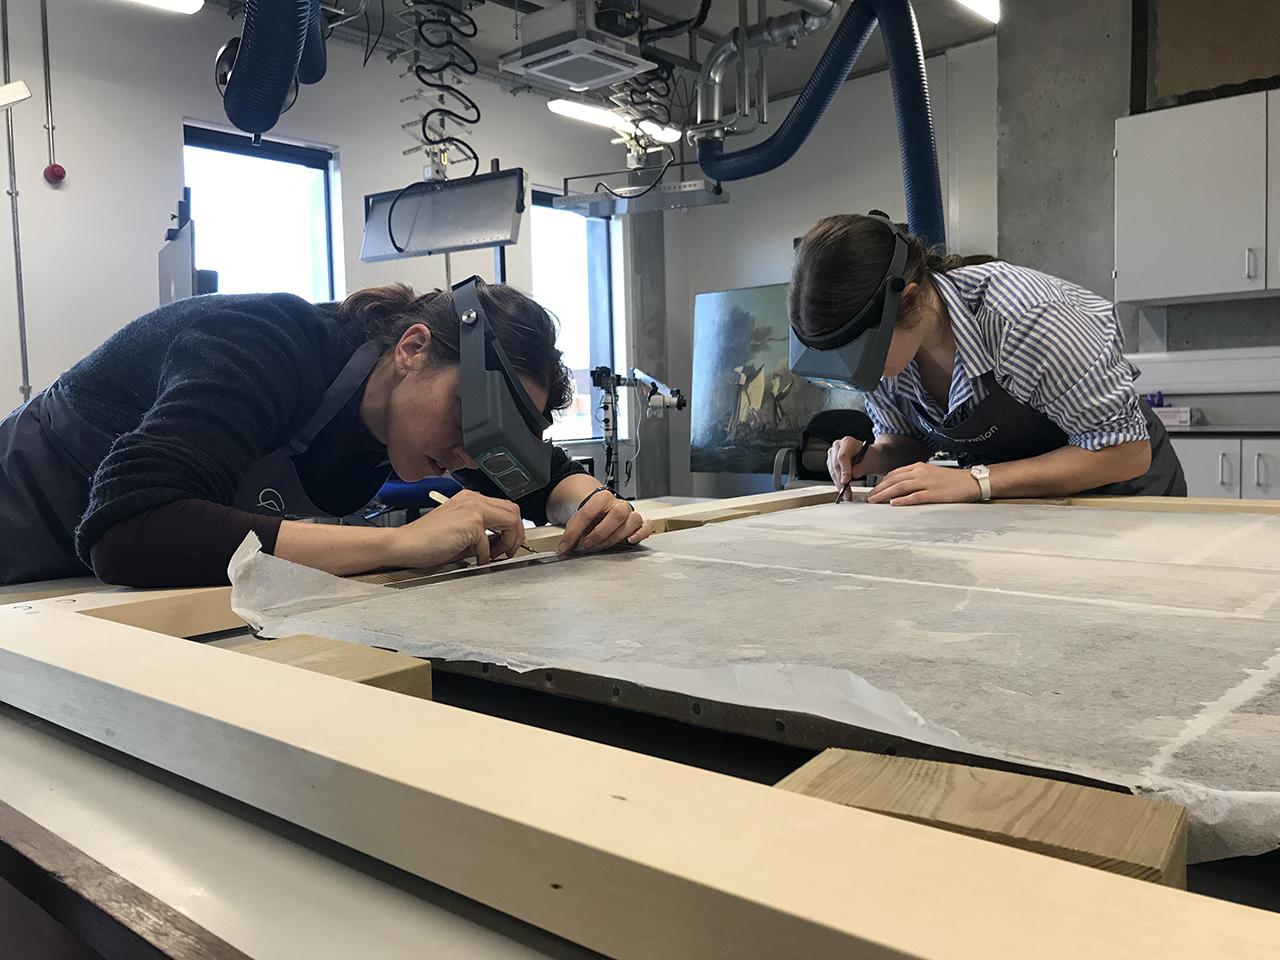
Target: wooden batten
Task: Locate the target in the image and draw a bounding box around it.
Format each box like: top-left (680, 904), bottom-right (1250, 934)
top-left (231, 634), bottom-right (433, 699)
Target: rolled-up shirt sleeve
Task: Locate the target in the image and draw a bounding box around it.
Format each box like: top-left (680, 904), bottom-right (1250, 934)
top-left (864, 379), bottom-right (930, 444)
top-left (996, 301), bottom-right (1149, 451)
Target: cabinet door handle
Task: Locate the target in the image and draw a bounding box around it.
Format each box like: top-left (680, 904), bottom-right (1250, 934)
top-left (1245, 247), bottom-right (1258, 280)
top-left (1219, 451), bottom-right (1228, 484)
top-left (1257, 452), bottom-right (1266, 487)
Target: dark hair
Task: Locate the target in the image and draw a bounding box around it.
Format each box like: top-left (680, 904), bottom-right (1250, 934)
top-left (339, 281), bottom-right (574, 415)
top-left (790, 213), bottom-right (997, 339)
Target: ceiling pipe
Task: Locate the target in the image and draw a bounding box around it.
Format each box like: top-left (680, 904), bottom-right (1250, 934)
top-left (695, 0), bottom-right (836, 127)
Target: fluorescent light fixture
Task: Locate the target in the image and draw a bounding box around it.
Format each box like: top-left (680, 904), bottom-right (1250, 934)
top-left (638, 120), bottom-right (682, 144)
top-left (111, 0), bottom-right (205, 14)
top-left (548, 98), bottom-right (681, 145)
top-left (954, 0), bottom-right (998, 23)
top-left (0, 80), bottom-right (31, 112)
top-left (547, 98), bottom-right (622, 131)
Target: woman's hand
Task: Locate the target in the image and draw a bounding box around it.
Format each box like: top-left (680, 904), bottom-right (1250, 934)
top-left (867, 462), bottom-right (981, 506)
top-left (557, 489), bottom-right (654, 555)
top-left (389, 490), bottom-right (527, 567)
top-left (828, 436), bottom-right (872, 499)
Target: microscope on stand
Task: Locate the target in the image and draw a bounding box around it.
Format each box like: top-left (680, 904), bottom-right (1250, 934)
top-left (590, 366), bottom-right (687, 495)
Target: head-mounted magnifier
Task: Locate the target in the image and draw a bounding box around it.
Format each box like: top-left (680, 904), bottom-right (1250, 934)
top-left (789, 211), bottom-right (910, 393)
top-left (454, 276), bottom-right (553, 500)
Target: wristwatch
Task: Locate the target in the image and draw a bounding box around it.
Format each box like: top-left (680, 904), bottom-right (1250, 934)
top-left (969, 464), bottom-right (992, 502)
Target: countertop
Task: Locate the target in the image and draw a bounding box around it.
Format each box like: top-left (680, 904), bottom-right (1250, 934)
top-left (1163, 425), bottom-right (1280, 435)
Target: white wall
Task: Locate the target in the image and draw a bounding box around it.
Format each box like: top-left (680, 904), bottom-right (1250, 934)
top-left (0, 0), bottom-right (622, 403)
top-left (664, 37), bottom-right (998, 497)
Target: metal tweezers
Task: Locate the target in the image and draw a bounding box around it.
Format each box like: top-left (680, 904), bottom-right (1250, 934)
top-left (835, 439), bottom-right (872, 503)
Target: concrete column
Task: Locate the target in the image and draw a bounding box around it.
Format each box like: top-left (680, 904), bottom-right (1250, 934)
top-left (621, 208), bottom-right (671, 497)
top-left (997, 0), bottom-right (1131, 301)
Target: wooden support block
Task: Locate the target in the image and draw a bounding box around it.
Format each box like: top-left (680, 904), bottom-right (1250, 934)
top-left (233, 634), bottom-right (432, 699)
top-left (777, 749), bottom-right (1188, 888)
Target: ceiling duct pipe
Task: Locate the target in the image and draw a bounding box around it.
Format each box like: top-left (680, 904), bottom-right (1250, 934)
top-left (694, 0), bottom-right (836, 127)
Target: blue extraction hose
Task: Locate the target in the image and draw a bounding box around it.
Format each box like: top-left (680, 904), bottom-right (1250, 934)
top-left (297, 0), bottom-right (328, 86)
top-left (223, 0), bottom-right (312, 135)
top-left (697, 0), bottom-right (945, 248)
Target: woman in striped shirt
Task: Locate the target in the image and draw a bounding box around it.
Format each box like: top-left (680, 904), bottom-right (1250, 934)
top-left (789, 213), bottom-right (1186, 505)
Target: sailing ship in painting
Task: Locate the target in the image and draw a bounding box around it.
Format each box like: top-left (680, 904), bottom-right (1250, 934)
top-left (727, 364), bottom-right (795, 443)
top-left (691, 284), bottom-right (861, 474)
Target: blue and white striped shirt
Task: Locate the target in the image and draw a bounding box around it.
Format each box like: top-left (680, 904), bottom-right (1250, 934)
top-left (864, 262), bottom-right (1148, 453)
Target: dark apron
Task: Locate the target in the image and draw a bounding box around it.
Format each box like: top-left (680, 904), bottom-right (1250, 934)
top-left (0, 340), bottom-right (382, 585)
top-left (909, 371), bottom-right (1186, 497)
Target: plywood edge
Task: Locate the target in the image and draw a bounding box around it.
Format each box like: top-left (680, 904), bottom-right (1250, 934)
top-left (777, 750), bottom-right (1188, 887)
top-left (2, 610), bottom-right (1278, 959)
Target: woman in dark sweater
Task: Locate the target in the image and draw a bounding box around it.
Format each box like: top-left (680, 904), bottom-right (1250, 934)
top-left (0, 281), bottom-right (652, 586)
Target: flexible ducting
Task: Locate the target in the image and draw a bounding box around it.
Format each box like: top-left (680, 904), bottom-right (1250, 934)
top-left (697, 0), bottom-right (945, 247)
top-left (223, 0), bottom-right (312, 135)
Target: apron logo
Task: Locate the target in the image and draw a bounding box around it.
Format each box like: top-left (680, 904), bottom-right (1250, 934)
top-left (257, 488), bottom-right (285, 512)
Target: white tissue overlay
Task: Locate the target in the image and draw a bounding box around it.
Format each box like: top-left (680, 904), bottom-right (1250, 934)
top-left (230, 504), bottom-right (1280, 864)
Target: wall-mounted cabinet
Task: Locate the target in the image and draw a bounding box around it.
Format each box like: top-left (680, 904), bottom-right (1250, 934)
top-left (1115, 92), bottom-right (1271, 303)
top-left (1268, 94), bottom-right (1280, 293)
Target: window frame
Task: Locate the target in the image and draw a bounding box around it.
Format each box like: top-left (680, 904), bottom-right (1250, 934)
top-left (531, 189), bottom-right (616, 443)
top-left (182, 125), bottom-right (337, 301)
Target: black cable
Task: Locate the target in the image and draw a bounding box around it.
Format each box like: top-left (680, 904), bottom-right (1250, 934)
top-left (386, 0), bottom-right (482, 253)
top-left (362, 0), bottom-right (384, 67)
top-left (593, 145), bottom-right (676, 201)
top-left (385, 181), bottom-right (428, 254)
top-left (410, 1), bottom-right (481, 176)
top-left (640, 0), bottom-right (711, 45)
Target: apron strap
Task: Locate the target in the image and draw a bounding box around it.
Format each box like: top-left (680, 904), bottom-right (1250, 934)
top-left (282, 340), bottom-right (383, 456)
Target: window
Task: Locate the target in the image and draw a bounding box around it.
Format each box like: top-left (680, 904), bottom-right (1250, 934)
top-left (529, 191), bottom-right (614, 442)
top-left (182, 126), bottom-right (335, 302)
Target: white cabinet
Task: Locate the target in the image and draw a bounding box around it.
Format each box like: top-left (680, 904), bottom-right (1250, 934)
top-left (1115, 93), bottom-right (1268, 302)
top-left (1243, 439), bottom-right (1280, 499)
top-left (1269, 93), bottom-right (1280, 291)
top-left (1170, 437), bottom-right (1242, 498)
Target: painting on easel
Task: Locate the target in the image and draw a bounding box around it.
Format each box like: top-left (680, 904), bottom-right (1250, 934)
top-left (690, 283), bottom-right (863, 474)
